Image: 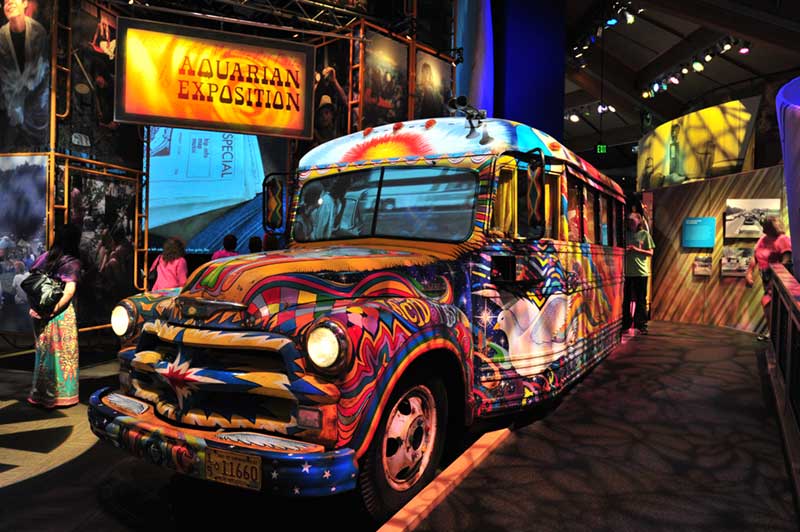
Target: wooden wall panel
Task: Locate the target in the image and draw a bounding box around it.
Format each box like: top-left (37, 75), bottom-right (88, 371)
top-left (651, 165), bottom-right (787, 333)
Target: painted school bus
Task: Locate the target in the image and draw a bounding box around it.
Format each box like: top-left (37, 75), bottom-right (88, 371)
top-left (88, 115), bottom-right (625, 519)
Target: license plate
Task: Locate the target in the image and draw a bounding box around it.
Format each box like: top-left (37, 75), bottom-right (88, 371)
top-left (205, 449), bottom-right (262, 491)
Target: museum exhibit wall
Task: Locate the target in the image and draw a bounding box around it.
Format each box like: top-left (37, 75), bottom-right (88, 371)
top-left (650, 165), bottom-right (788, 333)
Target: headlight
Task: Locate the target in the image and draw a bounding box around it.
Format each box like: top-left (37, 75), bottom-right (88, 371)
top-left (111, 305), bottom-right (134, 337)
top-left (306, 322), bottom-right (349, 372)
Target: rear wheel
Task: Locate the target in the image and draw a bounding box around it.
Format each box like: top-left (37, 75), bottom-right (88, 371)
top-left (359, 373), bottom-right (447, 521)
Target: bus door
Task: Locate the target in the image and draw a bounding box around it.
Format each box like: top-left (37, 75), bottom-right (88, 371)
top-left (472, 152), bottom-right (569, 410)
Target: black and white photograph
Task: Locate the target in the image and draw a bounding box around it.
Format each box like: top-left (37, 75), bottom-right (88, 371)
top-left (724, 198), bottom-right (780, 239)
top-left (721, 245), bottom-right (754, 277)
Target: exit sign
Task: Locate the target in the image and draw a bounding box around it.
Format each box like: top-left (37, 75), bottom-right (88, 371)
top-left (596, 144), bottom-right (607, 154)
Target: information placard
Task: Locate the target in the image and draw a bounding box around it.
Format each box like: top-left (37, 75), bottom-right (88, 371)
top-left (682, 217), bottom-right (716, 248)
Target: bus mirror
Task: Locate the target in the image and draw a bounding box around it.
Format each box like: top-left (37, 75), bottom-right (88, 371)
top-left (262, 174), bottom-right (285, 231)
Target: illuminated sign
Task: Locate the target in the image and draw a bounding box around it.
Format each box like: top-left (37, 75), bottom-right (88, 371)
top-left (115, 18), bottom-right (314, 138)
top-left (596, 144), bottom-right (607, 154)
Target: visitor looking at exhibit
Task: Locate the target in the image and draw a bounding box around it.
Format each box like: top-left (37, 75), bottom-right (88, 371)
top-left (622, 212), bottom-right (655, 335)
top-left (745, 216), bottom-right (793, 340)
top-left (148, 237), bottom-right (187, 291)
top-left (211, 234), bottom-right (238, 260)
top-left (26, 223), bottom-right (82, 408)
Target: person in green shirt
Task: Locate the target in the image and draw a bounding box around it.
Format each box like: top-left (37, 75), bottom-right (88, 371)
top-left (623, 212), bottom-right (655, 334)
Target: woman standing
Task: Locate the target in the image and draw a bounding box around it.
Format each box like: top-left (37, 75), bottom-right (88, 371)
top-left (149, 237), bottom-right (188, 290)
top-left (746, 216), bottom-right (792, 340)
top-left (28, 224), bottom-right (82, 408)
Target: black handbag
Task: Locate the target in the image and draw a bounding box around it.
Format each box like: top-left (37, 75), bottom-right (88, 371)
top-left (22, 270), bottom-right (65, 316)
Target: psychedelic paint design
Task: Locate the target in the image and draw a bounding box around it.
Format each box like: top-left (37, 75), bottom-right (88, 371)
top-left (90, 116), bottom-right (624, 512)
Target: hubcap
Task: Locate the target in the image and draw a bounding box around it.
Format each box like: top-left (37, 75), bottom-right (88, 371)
top-left (381, 384), bottom-right (437, 491)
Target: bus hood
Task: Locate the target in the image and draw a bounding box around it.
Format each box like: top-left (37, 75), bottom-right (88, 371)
top-left (175, 246), bottom-right (448, 324)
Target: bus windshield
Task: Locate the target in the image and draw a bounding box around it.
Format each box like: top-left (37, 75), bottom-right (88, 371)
top-left (293, 167), bottom-right (478, 243)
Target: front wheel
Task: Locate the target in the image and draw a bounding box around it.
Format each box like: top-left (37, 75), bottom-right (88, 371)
top-left (359, 373), bottom-right (448, 521)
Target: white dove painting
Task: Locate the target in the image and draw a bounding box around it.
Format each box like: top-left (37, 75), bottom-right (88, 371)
top-left (475, 287), bottom-right (570, 378)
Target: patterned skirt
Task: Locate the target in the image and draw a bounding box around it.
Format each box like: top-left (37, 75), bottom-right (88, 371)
top-left (29, 303), bottom-right (79, 407)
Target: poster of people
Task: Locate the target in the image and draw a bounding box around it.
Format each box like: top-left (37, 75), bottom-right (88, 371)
top-left (363, 31), bottom-right (408, 127)
top-left (56, 1), bottom-right (141, 168)
top-left (0, 155), bottom-right (46, 333)
top-left (637, 97), bottom-right (760, 190)
top-left (148, 126), bottom-right (289, 254)
top-left (69, 172), bottom-right (138, 325)
top-left (0, 0), bottom-right (51, 153)
top-left (724, 198), bottom-right (780, 239)
top-left (312, 39), bottom-right (349, 147)
top-left (414, 50), bottom-right (451, 120)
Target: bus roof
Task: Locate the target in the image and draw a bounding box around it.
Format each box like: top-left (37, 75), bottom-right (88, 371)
top-left (298, 117), bottom-right (623, 198)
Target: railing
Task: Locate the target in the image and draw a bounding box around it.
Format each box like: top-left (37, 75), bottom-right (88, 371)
top-left (766, 263), bottom-right (800, 504)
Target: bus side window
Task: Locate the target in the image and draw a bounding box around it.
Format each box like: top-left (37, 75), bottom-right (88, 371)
top-left (615, 200), bottom-right (625, 247)
top-left (491, 163), bottom-right (516, 237)
top-left (599, 194), bottom-right (613, 246)
top-left (567, 174), bottom-right (582, 242)
top-left (544, 171), bottom-right (560, 239)
top-left (584, 188), bottom-right (598, 244)
top-left (517, 161), bottom-right (545, 240)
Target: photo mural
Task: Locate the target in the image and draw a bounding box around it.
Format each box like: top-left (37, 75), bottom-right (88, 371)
top-left (637, 97), bottom-right (760, 190)
top-left (363, 31), bottom-right (408, 127)
top-left (413, 50), bottom-right (451, 120)
top-left (0, 0), bottom-right (51, 153)
top-left (0, 155), bottom-right (47, 333)
top-left (147, 126), bottom-right (289, 254)
top-left (56, 0), bottom-right (142, 168)
top-left (65, 171), bottom-right (138, 326)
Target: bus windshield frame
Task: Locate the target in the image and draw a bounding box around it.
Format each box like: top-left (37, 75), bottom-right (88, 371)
top-left (293, 166), bottom-right (479, 244)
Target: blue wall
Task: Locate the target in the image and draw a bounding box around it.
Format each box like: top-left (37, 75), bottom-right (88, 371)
top-left (491, 0), bottom-right (565, 140)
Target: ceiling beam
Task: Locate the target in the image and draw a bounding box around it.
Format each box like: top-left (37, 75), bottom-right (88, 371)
top-left (566, 124), bottom-right (643, 152)
top-left (636, 28), bottom-right (724, 87)
top-left (564, 90), bottom-right (598, 108)
top-left (637, 0), bottom-right (800, 52)
top-left (567, 51), bottom-right (684, 121)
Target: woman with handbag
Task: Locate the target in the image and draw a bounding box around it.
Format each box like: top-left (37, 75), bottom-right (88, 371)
top-left (149, 237), bottom-right (187, 291)
top-left (27, 224), bottom-right (82, 408)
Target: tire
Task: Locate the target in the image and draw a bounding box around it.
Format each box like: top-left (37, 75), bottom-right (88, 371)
top-left (358, 372), bottom-right (448, 521)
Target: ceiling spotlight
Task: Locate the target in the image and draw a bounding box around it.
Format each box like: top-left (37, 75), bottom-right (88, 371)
top-left (704, 52), bottom-right (713, 62)
top-left (606, 17), bottom-right (619, 26)
top-left (652, 82), bottom-right (660, 93)
top-left (692, 60), bottom-right (704, 72)
top-left (608, 105), bottom-right (616, 113)
top-left (569, 113), bottom-right (580, 123)
top-left (669, 76), bottom-right (680, 85)
top-left (681, 66), bottom-right (689, 75)
top-left (582, 43), bottom-right (590, 50)
top-left (660, 81), bottom-right (668, 91)
top-left (580, 63), bottom-right (588, 68)
top-left (575, 52), bottom-right (583, 58)
top-left (722, 42), bottom-right (732, 52)
top-left (642, 90), bottom-right (650, 99)
top-left (597, 104), bottom-right (608, 114)
top-left (739, 41), bottom-right (751, 54)
top-left (624, 10), bottom-right (635, 24)
top-left (637, 8), bottom-right (645, 13)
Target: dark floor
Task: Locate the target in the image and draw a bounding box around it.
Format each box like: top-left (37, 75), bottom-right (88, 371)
top-left (0, 321), bottom-right (795, 532)
top-left (416, 321), bottom-right (797, 532)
